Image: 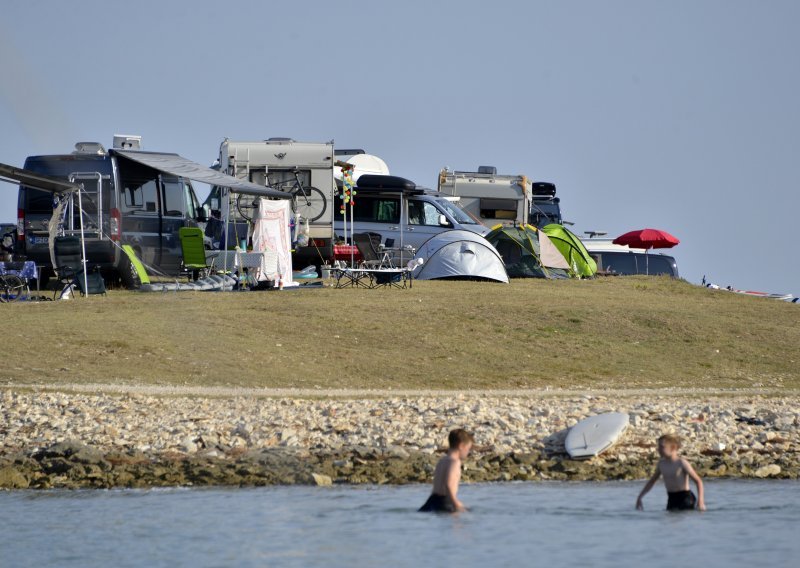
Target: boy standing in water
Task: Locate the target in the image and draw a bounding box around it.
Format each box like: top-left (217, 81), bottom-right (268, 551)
top-left (637, 433), bottom-right (706, 511)
top-left (419, 429), bottom-right (474, 513)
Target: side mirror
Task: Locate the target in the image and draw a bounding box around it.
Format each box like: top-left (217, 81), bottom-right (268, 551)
top-left (438, 214), bottom-right (451, 227)
top-left (196, 207), bottom-right (208, 222)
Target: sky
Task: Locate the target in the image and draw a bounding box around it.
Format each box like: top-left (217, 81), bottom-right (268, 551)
top-left (1, 0), bottom-right (798, 293)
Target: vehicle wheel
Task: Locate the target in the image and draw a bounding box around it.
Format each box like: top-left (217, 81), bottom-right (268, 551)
top-left (236, 194), bottom-right (256, 222)
top-left (293, 186), bottom-right (327, 223)
top-left (118, 255), bottom-right (141, 290)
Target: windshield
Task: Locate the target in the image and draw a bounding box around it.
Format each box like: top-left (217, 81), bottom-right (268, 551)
top-left (435, 198), bottom-right (479, 224)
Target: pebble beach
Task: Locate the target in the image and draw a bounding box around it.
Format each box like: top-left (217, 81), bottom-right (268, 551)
top-left (1, 388), bottom-right (798, 489)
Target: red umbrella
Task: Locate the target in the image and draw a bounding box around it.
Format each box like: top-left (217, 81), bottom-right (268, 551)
top-left (612, 228), bottom-right (680, 275)
top-left (613, 228), bottom-right (680, 250)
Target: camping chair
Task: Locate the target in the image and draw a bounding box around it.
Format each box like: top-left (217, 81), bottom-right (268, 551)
top-left (53, 236), bottom-right (106, 298)
top-left (353, 233), bottom-right (392, 268)
top-left (178, 227), bottom-right (210, 280)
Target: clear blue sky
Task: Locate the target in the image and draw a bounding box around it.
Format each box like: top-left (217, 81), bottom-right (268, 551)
top-left (1, 0), bottom-right (798, 292)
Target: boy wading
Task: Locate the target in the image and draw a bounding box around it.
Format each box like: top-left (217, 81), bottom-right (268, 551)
top-left (419, 429), bottom-right (474, 513)
top-left (637, 434), bottom-right (706, 512)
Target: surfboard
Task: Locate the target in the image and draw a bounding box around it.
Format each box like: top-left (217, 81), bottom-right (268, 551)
top-left (565, 412), bottom-right (629, 459)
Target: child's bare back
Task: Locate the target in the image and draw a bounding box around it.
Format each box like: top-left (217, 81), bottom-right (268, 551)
top-left (419, 429), bottom-right (473, 513)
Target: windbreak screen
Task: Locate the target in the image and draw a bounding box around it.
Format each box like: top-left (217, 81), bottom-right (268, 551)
top-left (113, 151), bottom-right (290, 199)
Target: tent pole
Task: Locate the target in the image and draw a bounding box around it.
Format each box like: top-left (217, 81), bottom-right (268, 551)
top-left (77, 187), bottom-right (89, 297)
top-left (223, 188), bottom-right (230, 288)
top-left (399, 194), bottom-right (404, 262)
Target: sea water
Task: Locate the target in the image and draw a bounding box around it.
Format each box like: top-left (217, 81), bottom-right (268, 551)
top-left (1, 480), bottom-right (798, 567)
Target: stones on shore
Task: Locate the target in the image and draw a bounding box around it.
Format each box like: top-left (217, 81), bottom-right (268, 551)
top-left (1, 391), bottom-right (798, 489)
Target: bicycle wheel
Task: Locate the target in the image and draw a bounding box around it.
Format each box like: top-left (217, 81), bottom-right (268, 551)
top-left (0, 274), bottom-right (28, 302)
top-left (293, 186), bottom-right (327, 223)
top-left (236, 194), bottom-right (256, 222)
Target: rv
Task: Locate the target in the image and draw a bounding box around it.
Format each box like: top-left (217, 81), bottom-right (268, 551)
top-left (204, 138), bottom-right (335, 269)
top-left (437, 166), bottom-right (562, 228)
top-left (16, 136), bottom-right (211, 287)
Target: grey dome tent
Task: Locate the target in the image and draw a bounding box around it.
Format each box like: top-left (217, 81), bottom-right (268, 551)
top-left (412, 230), bottom-right (508, 283)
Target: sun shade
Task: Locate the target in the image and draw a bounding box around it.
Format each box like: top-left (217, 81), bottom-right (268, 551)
top-left (113, 150), bottom-right (290, 199)
top-left (0, 162), bottom-right (82, 194)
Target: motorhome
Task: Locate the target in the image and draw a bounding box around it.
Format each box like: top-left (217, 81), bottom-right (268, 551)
top-left (334, 174), bottom-right (489, 253)
top-left (582, 237), bottom-right (679, 277)
top-left (204, 138), bottom-right (335, 270)
top-left (437, 166), bottom-right (562, 228)
top-left (16, 135), bottom-right (278, 287)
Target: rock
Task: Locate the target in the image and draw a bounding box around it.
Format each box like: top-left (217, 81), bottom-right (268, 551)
top-left (0, 466), bottom-right (29, 489)
top-left (754, 464), bottom-right (781, 478)
top-left (311, 473), bottom-right (333, 486)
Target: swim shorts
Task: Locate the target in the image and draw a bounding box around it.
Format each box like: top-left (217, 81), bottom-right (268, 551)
top-left (666, 490), bottom-right (697, 511)
top-left (419, 493), bottom-right (457, 513)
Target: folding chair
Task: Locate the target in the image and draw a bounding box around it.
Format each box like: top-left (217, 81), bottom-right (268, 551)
top-left (53, 236), bottom-right (105, 298)
top-left (179, 227), bottom-right (210, 280)
top-left (353, 233), bottom-right (392, 268)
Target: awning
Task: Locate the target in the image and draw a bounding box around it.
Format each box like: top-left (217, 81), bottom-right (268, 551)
top-left (0, 162), bottom-right (81, 194)
top-left (113, 150), bottom-right (291, 199)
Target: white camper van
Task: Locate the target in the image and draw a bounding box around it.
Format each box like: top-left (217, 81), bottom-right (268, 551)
top-left (204, 138), bottom-right (335, 268)
top-left (438, 166), bottom-right (562, 228)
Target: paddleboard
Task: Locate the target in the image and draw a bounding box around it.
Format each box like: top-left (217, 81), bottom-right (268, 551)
top-left (565, 412), bottom-right (629, 459)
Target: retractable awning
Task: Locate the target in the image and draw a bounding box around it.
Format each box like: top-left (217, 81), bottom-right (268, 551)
top-left (113, 150), bottom-right (291, 199)
top-left (0, 162), bottom-right (81, 194)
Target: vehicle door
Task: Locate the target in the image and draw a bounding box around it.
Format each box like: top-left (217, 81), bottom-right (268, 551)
top-left (405, 198), bottom-right (450, 250)
top-left (119, 175), bottom-right (162, 268)
top-left (159, 176), bottom-right (191, 272)
top-left (343, 195), bottom-right (401, 245)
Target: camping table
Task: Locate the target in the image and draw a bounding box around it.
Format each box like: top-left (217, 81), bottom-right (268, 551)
top-left (332, 267), bottom-right (412, 289)
top-left (206, 250), bottom-right (280, 280)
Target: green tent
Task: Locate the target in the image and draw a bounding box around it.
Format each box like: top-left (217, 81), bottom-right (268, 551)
top-left (485, 224), bottom-right (571, 279)
top-left (541, 224), bottom-right (598, 278)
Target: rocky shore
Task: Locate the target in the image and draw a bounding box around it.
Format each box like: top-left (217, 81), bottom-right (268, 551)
top-left (1, 390), bottom-right (798, 489)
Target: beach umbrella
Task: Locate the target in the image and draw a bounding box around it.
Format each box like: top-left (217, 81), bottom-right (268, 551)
top-left (612, 228), bottom-right (680, 274)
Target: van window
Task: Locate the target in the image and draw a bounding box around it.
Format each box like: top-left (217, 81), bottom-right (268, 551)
top-left (408, 200), bottom-right (442, 226)
top-left (161, 178), bottom-right (184, 217)
top-left (353, 197), bottom-right (399, 224)
top-left (23, 188), bottom-right (55, 213)
top-left (183, 181), bottom-right (197, 219)
top-left (123, 179), bottom-right (159, 213)
top-left (480, 198), bottom-right (517, 220)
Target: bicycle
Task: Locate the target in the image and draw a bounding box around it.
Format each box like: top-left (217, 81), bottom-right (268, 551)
top-left (236, 169), bottom-right (327, 223)
top-left (0, 273), bottom-right (29, 303)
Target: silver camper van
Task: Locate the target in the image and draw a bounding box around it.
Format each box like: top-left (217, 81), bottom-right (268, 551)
top-left (334, 175), bottom-right (489, 252)
top-left (438, 166), bottom-right (562, 228)
top-left (204, 138), bottom-right (335, 268)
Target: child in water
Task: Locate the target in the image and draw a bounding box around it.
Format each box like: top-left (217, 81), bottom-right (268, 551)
top-left (419, 429), bottom-right (474, 513)
top-left (637, 433), bottom-right (706, 511)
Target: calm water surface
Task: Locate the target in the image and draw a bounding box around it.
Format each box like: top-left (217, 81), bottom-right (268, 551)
top-left (1, 480), bottom-right (798, 567)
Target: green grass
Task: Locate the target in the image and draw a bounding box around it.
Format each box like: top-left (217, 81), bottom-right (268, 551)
top-left (2, 277), bottom-right (798, 390)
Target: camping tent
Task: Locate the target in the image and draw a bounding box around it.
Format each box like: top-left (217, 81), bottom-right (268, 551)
top-left (485, 224), bottom-right (571, 279)
top-left (412, 230), bottom-right (508, 283)
top-left (540, 224), bottom-right (598, 278)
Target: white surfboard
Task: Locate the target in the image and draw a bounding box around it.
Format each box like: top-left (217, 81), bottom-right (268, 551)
top-left (565, 412), bottom-right (629, 459)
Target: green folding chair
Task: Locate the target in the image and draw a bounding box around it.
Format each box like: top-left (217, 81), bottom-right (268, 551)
top-left (179, 227), bottom-right (210, 280)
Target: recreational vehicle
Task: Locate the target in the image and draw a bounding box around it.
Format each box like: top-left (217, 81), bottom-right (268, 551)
top-left (437, 166), bottom-right (562, 228)
top-left (583, 238), bottom-right (679, 277)
top-left (204, 138), bottom-right (335, 269)
top-left (16, 136), bottom-right (279, 287)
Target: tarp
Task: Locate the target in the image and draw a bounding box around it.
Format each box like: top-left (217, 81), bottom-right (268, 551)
top-left (412, 229), bottom-right (508, 283)
top-left (485, 224), bottom-right (570, 279)
top-left (541, 224), bottom-right (598, 278)
top-left (0, 162), bottom-right (81, 194)
top-left (251, 199), bottom-right (294, 284)
top-left (113, 150), bottom-right (290, 198)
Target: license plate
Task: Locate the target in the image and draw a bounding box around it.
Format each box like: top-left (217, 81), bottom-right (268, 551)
top-left (30, 236), bottom-right (49, 245)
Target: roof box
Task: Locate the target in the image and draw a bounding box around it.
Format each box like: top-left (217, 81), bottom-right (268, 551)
top-left (356, 174), bottom-right (416, 191)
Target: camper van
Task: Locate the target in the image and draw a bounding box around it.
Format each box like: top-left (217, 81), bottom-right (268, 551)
top-left (204, 138), bottom-right (335, 269)
top-left (334, 175), bottom-right (489, 253)
top-left (17, 136), bottom-right (208, 286)
top-left (438, 167), bottom-right (562, 228)
top-left (583, 238), bottom-right (679, 277)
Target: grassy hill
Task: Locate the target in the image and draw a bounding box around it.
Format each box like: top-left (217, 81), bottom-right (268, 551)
top-left (3, 277), bottom-right (798, 390)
